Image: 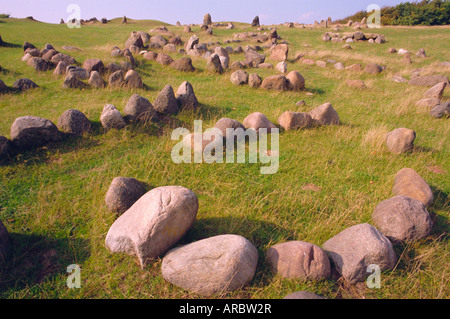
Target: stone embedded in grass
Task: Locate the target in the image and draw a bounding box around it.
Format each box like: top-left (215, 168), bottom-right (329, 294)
top-left (105, 177), bottom-right (147, 215)
top-left (67, 66), bottom-right (90, 80)
top-left (230, 70), bottom-right (249, 85)
top-left (176, 81), bottom-right (198, 110)
top-left (51, 53), bottom-right (76, 65)
top-left (243, 112), bottom-right (277, 133)
top-left (277, 111), bottom-right (313, 131)
top-left (182, 132), bottom-right (225, 154)
top-left (161, 234), bottom-right (258, 296)
top-left (88, 70), bottom-right (105, 88)
top-left (57, 109), bottom-right (91, 136)
top-left (206, 54), bottom-right (224, 74)
top-left (124, 31), bottom-right (144, 50)
top-left (108, 70), bottom-right (124, 88)
top-left (308, 103), bottom-right (340, 126)
top-left (275, 61), bottom-right (287, 73)
top-left (184, 34), bottom-right (199, 51)
top-left (248, 73), bottom-right (262, 88)
top-left (416, 48), bottom-right (427, 58)
top-left (345, 63), bottom-right (362, 72)
top-left (408, 75), bottom-right (449, 87)
top-left (283, 291), bottom-right (327, 299)
top-left (53, 61), bottom-right (68, 76)
top-left (124, 70), bottom-right (143, 89)
top-left (244, 49), bottom-right (266, 67)
top-left (323, 223), bottom-right (397, 284)
top-left (137, 31), bottom-right (151, 45)
top-left (124, 94), bottom-right (156, 122)
top-left (286, 71), bottom-right (305, 91)
top-left (430, 102), bottom-right (450, 119)
top-left (415, 98), bottom-right (441, 109)
top-left (23, 41), bottom-right (36, 52)
top-left (12, 78), bottom-right (38, 91)
top-left (27, 57), bottom-right (52, 71)
top-left (0, 219), bottom-right (10, 265)
top-left (171, 57), bottom-right (195, 72)
top-left (261, 75), bottom-right (289, 91)
top-left (83, 58), bottom-right (104, 74)
top-left (100, 104), bottom-right (126, 130)
top-left (364, 63), bottom-right (383, 74)
top-left (10, 116), bottom-right (62, 150)
top-left (105, 186), bottom-right (198, 268)
top-left (346, 79), bottom-right (366, 88)
top-left (266, 241), bottom-right (330, 280)
top-left (270, 44), bottom-right (289, 62)
top-left (392, 168), bottom-right (434, 207)
top-left (41, 49), bottom-right (58, 61)
top-left (63, 73), bottom-right (87, 89)
top-left (372, 195), bottom-right (433, 243)
top-left (424, 82), bottom-right (446, 100)
top-left (156, 53), bottom-right (174, 66)
top-left (153, 84), bottom-right (179, 114)
top-left (214, 118), bottom-right (246, 138)
top-left (143, 51), bottom-right (158, 61)
top-left (385, 128), bottom-right (416, 154)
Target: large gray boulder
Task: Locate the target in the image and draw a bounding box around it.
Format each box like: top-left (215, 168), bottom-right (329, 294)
top-left (392, 168), bottom-right (433, 207)
top-left (372, 195), bottom-right (433, 243)
top-left (266, 241), bottom-right (330, 280)
top-left (100, 104), bottom-right (126, 130)
top-left (104, 177), bottom-right (147, 215)
top-left (161, 234), bottom-right (258, 296)
top-left (153, 84), bottom-right (179, 114)
top-left (124, 94), bottom-right (156, 122)
top-left (105, 186), bottom-right (199, 268)
top-left (57, 109), bottom-right (91, 136)
top-left (10, 116), bottom-right (62, 150)
top-left (385, 128), bottom-right (416, 154)
top-left (323, 223), bottom-right (397, 284)
top-left (176, 81), bottom-right (198, 110)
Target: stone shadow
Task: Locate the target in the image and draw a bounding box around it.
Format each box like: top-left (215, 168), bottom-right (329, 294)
top-left (0, 233), bottom-right (90, 294)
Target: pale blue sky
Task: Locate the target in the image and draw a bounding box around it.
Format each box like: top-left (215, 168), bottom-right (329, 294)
top-left (1, 0), bottom-right (408, 25)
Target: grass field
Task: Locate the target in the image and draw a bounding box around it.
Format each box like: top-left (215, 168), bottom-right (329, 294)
top-left (0, 17), bottom-right (449, 299)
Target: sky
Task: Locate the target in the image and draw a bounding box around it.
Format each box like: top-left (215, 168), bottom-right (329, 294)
top-left (0, 0), bottom-right (409, 25)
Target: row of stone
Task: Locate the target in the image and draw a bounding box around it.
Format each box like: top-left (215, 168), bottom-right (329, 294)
top-left (100, 165), bottom-right (434, 296)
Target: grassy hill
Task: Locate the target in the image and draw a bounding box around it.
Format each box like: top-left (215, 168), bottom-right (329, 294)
top-left (0, 18), bottom-right (449, 299)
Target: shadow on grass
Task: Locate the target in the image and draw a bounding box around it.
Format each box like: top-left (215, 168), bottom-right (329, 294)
top-left (0, 233), bottom-right (90, 294)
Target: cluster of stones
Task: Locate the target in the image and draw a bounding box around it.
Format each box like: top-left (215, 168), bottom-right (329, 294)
top-left (0, 81), bottom-right (198, 163)
top-left (99, 163), bottom-right (434, 297)
top-left (322, 31), bottom-right (386, 44)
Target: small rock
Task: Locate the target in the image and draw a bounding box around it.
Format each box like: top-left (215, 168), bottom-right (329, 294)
top-left (372, 195), bottom-right (433, 243)
top-left (100, 104), bottom-right (126, 130)
top-left (57, 109), bottom-right (91, 136)
top-left (385, 128), bottom-right (416, 154)
top-left (105, 177), bottom-right (147, 215)
top-left (161, 234), bottom-right (258, 296)
top-left (334, 62), bottom-right (344, 70)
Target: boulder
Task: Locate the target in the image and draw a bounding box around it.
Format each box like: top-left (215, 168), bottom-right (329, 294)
top-left (385, 128), bottom-right (416, 154)
top-left (100, 104), bottom-right (126, 130)
top-left (161, 234), bottom-right (257, 296)
top-left (316, 60), bottom-right (327, 68)
top-left (275, 61), bottom-right (287, 73)
top-left (243, 112), bottom-right (277, 133)
top-left (62, 73), bottom-right (87, 89)
top-left (430, 102), bottom-right (450, 119)
top-left (83, 58), bottom-right (104, 74)
top-left (248, 73), bottom-right (262, 88)
top-left (286, 71), bottom-right (305, 91)
top-left (364, 63), bottom-right (383, 74)
top-left (156, 53), bottom-right (174, 66)
top-left (424, 82), bottom-right (446, 99)
top-left (151, 35), bottom-right (168, 47)
top-left (125, 31), bottom-right (144, 50)
top-left (408, 75), bottom-right (449, 87)
top-left (203, 13), bottom-right (212, 25)
top-left (323, 223), bottom-right (397, 284)
top-left (105, 186), bottom-right (198, 268)
top-left (53, 61), bottom-right (69, 76)
top-left (185, 35), bottom-right (199, 51)
top-left (415, 98), bottom-right (441, 108)
top-left (308, 103), bottom-right (340, 125)
top-left (124, 94), bottom-right (156, 122)
top-left (230, 70), bottom-right (249, 85)
top-left (12, 78), bottom-right (38, 91)
top-left (176, 81), bottom-right (199, 110)
top-left (372, 195), bottom-right (433, 243)
top-left (88, 70), bottom-right (105, 88)
top-left (27, 57), bottom-right (52, 71)
top-left (171, 57), bottom-right (195, 72)
top-left (206, 54), bottom-right (224, 74)
top-left (108, 70), bottom-right (124, 88)
top-left (41, 49), bottom-right (58, 61)
top-left (51, 53), bottom-right (76, 65)
top-left (67, 66), bottom-right (90, 80)
top-left (214, 118), bottom-right (246, 138)
top-left (105, 177), bottom-right (147, 215)
top-left (261, 75), bottom-right (289, 91)
top-left (10, 116), bottom-right (62, 150)
top-left (277, 111), bottom-right (313, 131)
top-left (124, 70), bottom-right (143, 89)
top-left (416, 48), bottom-right (427, 58)
top-left (143, 51), bottom-right (158, 61)
top-left (266, 241), bottom-right (330, 280)
top-left (392, 168), bottom-right (434, 207)
top-left (345, 64), bottom-right (362, 72)
top-left (270, 44), bottom-right (289, 62)
top-left (57, 109), bottom-right (91, 136)
top-left (153, 84), bottom-right (179, 114)
top-left (251, 16), bottom-right (260, 27)
top-left (244, 49), bottom-right (266, 67)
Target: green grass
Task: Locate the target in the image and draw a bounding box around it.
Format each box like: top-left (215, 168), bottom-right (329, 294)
top-left (0, 18), bottom-right (449, 299)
